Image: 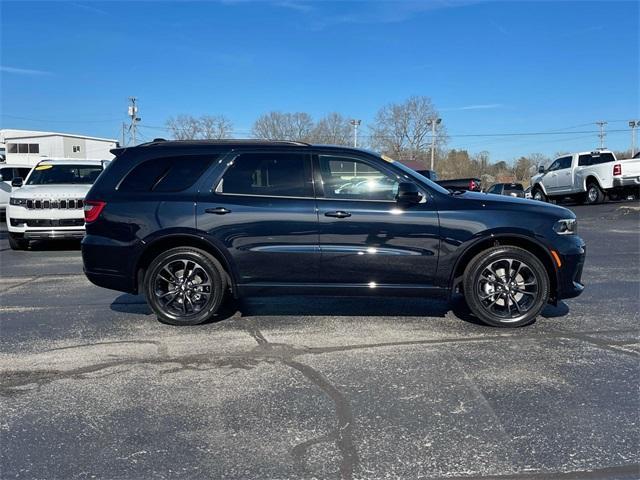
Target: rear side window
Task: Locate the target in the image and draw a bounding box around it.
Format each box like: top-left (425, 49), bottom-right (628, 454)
top-left (119, 155), bottom-right (217, 193)
top-left (504, 184), bottom-right (523, 194)
top-left (216, 152), bottom-right (312, 197)
top-left (578, 154), bottom-right (592, 166)
top-left (591, 152), bottom-right (615, 165)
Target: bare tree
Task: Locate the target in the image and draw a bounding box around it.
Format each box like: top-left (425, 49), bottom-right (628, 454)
top-left (252, 111), bottom-right (314, 141)
top-left (311, 112), bottom-right (352, 145)
top-left (369, 95), bottom-right (446, 164)
top-left (165, 114), bottom-right (233, 140)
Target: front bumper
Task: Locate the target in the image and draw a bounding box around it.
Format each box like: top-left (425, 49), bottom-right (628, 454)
top-left (7, 205), bottom-right (86, 240)
top-left (555, 237), bottom-right (586, 300)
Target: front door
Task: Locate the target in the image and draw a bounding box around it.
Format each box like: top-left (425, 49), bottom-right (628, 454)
top-left (196, 150), bottom-right (319, 286)
top-left (314, 153), bottom-right (440, 288)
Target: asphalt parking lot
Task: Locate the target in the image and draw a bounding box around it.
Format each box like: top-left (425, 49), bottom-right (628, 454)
top-left (1, 201), bottom-right (639, 480)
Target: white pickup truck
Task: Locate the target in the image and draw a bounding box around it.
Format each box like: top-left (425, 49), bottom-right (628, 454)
top-left (6, 159), bottom-right (108, 250)
top-left (530, 149), bottom-right (640, 204)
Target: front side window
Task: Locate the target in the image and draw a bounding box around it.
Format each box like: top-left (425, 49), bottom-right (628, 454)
top-left (0, 168), bottom-right (12, 182)
top-left (217, 152), bottom-right (312, 197)
top-left (549, 156), bottom-right (572, 171)
top-left (318, 155), bottom-right (399, 201)
top-left (27, 164), bottom-right (103, 185)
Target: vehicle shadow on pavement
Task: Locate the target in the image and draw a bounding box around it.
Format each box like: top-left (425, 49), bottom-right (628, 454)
top-left (110, 292), bottom-right (571, 327)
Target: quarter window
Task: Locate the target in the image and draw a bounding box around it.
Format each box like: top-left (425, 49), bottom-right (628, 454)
top-left (318, 155), bottom-right (399, 201)
top-left (217, 152), bottom-right (312, 197)
top-left (119, 155), bottom-right (217, 193)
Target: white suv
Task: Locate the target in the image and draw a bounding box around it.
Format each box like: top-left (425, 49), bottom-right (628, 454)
top-left (7, 159), bottom-right (107, 250)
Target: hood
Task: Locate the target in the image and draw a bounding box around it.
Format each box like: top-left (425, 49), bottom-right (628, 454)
top-left (456, 190), bottom-right (574, 218)
top-left (11, 184), bottom-right (91, 199)
top-left (530, 173), bottom-right (544, 184)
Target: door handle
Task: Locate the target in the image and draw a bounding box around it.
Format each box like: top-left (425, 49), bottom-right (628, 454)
top-left (205, 207), bottom-right (231, 215)
top-left (324, 211), bottom-right (351, 218)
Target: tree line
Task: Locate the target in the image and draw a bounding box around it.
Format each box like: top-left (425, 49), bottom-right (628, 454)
top-left (163, 95), bottom-right (591, 185)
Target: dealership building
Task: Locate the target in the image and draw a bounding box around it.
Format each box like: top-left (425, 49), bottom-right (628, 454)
top-left (0, 129), bottom-right (117, 166)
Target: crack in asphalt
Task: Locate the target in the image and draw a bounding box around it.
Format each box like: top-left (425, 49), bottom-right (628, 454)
top-left (239, 317), bottom-right (358, 479)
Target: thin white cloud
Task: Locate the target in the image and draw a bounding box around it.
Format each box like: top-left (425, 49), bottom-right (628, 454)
top-left (70, 2), bottom-right (110, 16)
top-left (0, 66), bottom-right (53, 76)
top-left (445, 104), bottom-right (505, 111)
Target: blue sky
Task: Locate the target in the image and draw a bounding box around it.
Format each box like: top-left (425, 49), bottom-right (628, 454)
top-left (1, 0), bottom-right (638, 161)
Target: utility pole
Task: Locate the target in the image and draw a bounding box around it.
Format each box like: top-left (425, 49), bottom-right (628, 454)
top-left (426, 117), bottom-right (442, 171)
top-left (127, 97), bottom-right (141, 145)
top-left (121, 122), bottom-right (127, 147)
top-left (629, 120), bottom-right (639, 156)
top-left (350, 119), bottom-right (361, 148)
top-left (595, 121), bottom-right (607, 149)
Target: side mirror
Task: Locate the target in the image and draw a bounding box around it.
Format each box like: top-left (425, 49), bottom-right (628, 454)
top-left (396, 182), bottom-right (422, 205)
top-left (538, 166), bottom-right (545, 174)
top-left (11, 177), bottom-right (23, 188)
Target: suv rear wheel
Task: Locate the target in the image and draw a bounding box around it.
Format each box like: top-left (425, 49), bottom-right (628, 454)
top-left (463, 246), bottom-right (550, 327)
top-left (144, 247), bottom-right (226, 325)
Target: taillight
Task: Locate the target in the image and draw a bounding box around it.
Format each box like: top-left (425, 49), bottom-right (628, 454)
top-left (84, 200), bottom-right (106, 223)
top-left (469, 179), bottom-right (477, 190)
top-left (613, 164), bottom-right (622, 176)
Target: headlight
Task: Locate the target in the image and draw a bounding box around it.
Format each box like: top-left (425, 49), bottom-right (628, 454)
top-left (9, 198), bottom-right (28, 206)
top-left (553, 218), bottom-right (577, 235)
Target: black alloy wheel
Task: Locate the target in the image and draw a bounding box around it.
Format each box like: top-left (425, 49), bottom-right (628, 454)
top-left (144, 247), bottom-right (226, 325)
top-left (463, 246), bottom-right (550, 327)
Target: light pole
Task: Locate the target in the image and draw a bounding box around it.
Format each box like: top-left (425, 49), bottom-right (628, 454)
top-left (630, 120), bottom-right (639, 156)
top-left (426, 117), bottom-right (442, 171)
top-left (350, 119), bottom-right (361, 148)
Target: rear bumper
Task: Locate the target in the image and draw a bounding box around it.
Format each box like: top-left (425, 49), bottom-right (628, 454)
top-left (11, 229), bottom-right (85, 240)
top-left (82, 234), bottom-right (139, 293)
top-left (612, 176), bottom-right (640, 188)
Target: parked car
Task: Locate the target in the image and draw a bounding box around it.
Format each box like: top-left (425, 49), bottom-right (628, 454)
top-left (437, 177), bottom-right (482, 192)
top-left (0, 164), bottom-right (32, 215)
top-left (530, 150), bottom-right (640, 204)
top-left (7, 159), bottom-right (108, 250)
top-left (485, 183), bottom-right (525, 198)
top-left (415, 170), bottom-right (481, 192)
top-left (82, 140), bottom-right (585, 328)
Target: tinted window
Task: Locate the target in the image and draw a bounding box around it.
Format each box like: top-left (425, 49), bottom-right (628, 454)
top-left (17, 168), bottom-right (30, 178)
top-left (578, 154), bottom-right (592, 166)
top-left (590, 152), bottom-right (615, 165)
top-left (119, 155), bottom-right (216, 193)
top-left (319, 155), bottom-right (399, 201)
top-left (217, 152), bottom-right (312, 197)
top-left (0, 168), bottom-right (12, 182)
top-left (503, 184), bottom-right (524, 194)
top-left (486, 185), bottom-right (499, 194)
top-left (549, 156), bottom-right (572, 171)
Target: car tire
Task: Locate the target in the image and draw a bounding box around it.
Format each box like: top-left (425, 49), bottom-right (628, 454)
top-left (532, 187), bottom-right (547, 202)
top-left (462, 246), bottom-right (550, 328)
top-left (143, 247), bottom-right (227, 326)
top-left (8, 233), bottom-right (28, 250)
top-left (585, 181), bottom-right (605, 205)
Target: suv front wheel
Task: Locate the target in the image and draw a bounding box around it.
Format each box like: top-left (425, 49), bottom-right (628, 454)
top-left (144, 247), bottom-right (226, 325)
top-left (463, 246), bottom-right (550, 327)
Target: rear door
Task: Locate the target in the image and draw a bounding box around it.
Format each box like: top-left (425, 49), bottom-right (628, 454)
top-left (314, 152), bottom-right (440, 288)
top-left (196, 150), bottom-right (320, 286)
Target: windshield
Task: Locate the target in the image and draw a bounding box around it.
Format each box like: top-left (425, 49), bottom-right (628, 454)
top-left (27, 164), bottom-right (103, 185)
top-left (385, 157), bottom-right (451, 195)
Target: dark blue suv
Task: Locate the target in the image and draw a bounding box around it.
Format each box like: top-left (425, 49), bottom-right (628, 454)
top-left (82, 140), bottom-right (585, 327)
